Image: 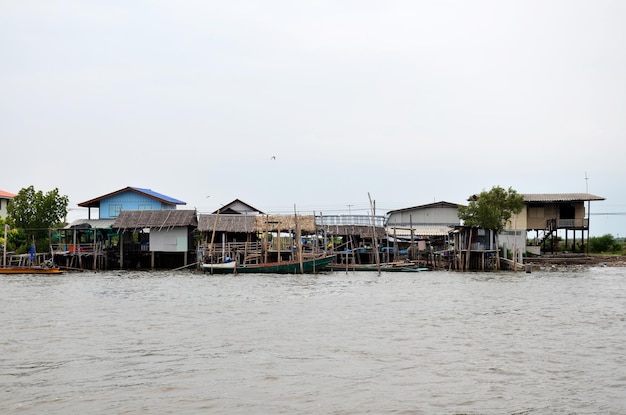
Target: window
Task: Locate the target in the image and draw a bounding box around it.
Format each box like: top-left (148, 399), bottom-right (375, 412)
top-left (138, 204), bottom-right (152, 210)
top-left (109, 204), bottom-right (122, 218)
top-left (529, 206), bottom-right (544, 218)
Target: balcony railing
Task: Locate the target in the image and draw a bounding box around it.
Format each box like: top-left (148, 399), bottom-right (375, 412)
top-left (552, 218), bottom-right (589, 229)
top-left (316, 215), bottom-right (385, 227)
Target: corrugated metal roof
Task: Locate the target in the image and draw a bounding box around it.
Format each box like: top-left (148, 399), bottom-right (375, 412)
top-left (386, 201), bottom-right (461, 214)
top-left (522, 193), bottom-right (605, 202)
top-left (129, 187), bottom-right (186, 205)
top-left (64, 219), bottom-right (117, 229)
top-left (387, 225), bottom-right (453, 237)
top-left (78, 186), bottom-right (186, 207)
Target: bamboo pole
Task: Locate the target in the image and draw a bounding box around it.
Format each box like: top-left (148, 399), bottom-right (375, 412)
top-left (208, 209), bottom-right (220, 275)
top-left (368, 193), bottom-right (381, 276)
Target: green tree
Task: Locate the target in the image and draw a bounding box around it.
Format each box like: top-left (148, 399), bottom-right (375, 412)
top-left (589, 234), bottom-right (623, 254)
top-left (7, 186), bottom-right (69, 253)
top-left (0, 217), bottom-right (21, 252)
top-left (458, 186), bottom-right (525, 232)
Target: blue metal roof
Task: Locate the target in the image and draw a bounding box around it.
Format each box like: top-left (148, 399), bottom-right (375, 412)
top-left (78, 186), bottom-right (186, 208)
top-left (129, 187), bottom-right (186, 205)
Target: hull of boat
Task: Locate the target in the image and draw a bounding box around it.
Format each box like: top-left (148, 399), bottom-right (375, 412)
top-left (328, 263), bottom-right (430, 272)
top-left (0, 267), bottom-right (66, 275)
top-left (203, 255), bottom-right (336, 274)
top-left (200, 262), bottom-right (237, 274)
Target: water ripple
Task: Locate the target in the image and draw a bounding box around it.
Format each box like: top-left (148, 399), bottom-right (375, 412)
top-left (1, 268), bottom-right (625, 414)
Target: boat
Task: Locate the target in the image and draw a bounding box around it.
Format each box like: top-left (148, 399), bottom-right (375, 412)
top-left (328, 262), bottom-right (430, 272)
top-left (201, 261), bottom-right (237, 273)
top-left (0, 266), bottom-right (66, 275)
top-left (379, 265), bottom-right (430, 272)
top-left (201, 255), bottom-right (336, 274)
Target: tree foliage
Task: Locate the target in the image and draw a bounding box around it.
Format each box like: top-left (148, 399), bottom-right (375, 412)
top-left (589, 234), bottom-right (623, 254)
top-left (0, 217), bottom-right (20, 251)
top-left (458, 186), bottom-right (525, 232)
top-left (6, 186), bottom-right (69, 252)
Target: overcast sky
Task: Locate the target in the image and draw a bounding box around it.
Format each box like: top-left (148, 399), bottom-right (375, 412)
top-left (1, 1), bottom-right (624, 236)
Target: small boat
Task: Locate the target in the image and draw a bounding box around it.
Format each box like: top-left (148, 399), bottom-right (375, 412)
top-left (379, 265), bottom-right (430, 272)
top-left (201, 255), bottom-right (336, 274)
top-left (328, 262), bottom-right (430, 272)
top-left (201, 261), bottom-right (237, 273)
top-left (0, 266), bottom-right (66, 275)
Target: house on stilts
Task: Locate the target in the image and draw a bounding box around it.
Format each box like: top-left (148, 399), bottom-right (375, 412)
top-left (450, 192), bottom-right (606, 271)
top-left (53, 186), bottom-right (189, 270)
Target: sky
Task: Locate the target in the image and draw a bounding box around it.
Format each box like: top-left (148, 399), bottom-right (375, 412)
top-left (1, 1), bottom-right (625, 237)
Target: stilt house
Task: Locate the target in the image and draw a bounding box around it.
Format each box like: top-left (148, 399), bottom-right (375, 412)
top-left (112, 209), bottom-right (198, 269)
top-left (55, 186), bottom-right (189, 270)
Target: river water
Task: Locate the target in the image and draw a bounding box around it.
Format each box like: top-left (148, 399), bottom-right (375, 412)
top-left (1, 267), bottom-right (625, 414)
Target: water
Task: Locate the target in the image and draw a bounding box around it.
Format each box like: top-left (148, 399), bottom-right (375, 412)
top-left (1, 267), bottom-right (625, 414)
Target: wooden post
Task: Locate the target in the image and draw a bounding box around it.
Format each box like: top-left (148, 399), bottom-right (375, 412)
top-left (465, 228), bottom-right (472, 271)
top-left (393, 227), bottom-right (398, 263)
top-left (119, 230), bottom-right (124, 270)
top-left (263, 215), bottom-right (269, 264)
top-left (277, 223), bottom-right (282, 263)
top-left (3, 224), bottom-right (7, 268)
top-left (294, 205), bottom-right (303, 274)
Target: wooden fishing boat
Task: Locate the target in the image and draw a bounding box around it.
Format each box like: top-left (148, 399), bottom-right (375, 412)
top-left (328, 262), bottom-right (430, 272)
top-left (0, 266), bottom-right (66, 275)
top-left (201, 255), bottom-right (336, 274)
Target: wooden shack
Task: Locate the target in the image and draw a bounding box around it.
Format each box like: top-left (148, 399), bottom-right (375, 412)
top-left (52, 218), bottom-right (117, 270)
top-left (197, 213), bottom-right (259, 265)
top-left (451, 226), bottom-right (499, 271)
top-left (197, 212), bottom-right (319, 265)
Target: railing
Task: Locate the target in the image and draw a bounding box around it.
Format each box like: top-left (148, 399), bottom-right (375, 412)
top-left (543, 218), bottom-right (589, 230)
top-left (50, 242), bottom-right (106, 254)
top-left (555, 218), bottom-right (589, 229)
top-left (316, 215), bottom-right (385, 227)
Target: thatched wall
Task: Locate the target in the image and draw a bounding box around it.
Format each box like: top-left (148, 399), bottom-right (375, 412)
top-left (198, 214), bottom-right (316, 233)
top-left (198, 214), bottom-right (385, 237)
top-left (255, 215), bottom-right (316, 233)
top-left (197, 214), bottom-right (256, 233)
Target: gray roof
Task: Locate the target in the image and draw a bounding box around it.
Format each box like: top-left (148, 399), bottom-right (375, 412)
top-left (386, 225), bottom-right (453, 237)
top-left (386, 201), bottom-right (461, 214)
top-left (112, 210), bottom-right (198, 229)
top-left (64, 219), bottom-right (117, 229)
top-left (522, 193), bottom-right (605, 202)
